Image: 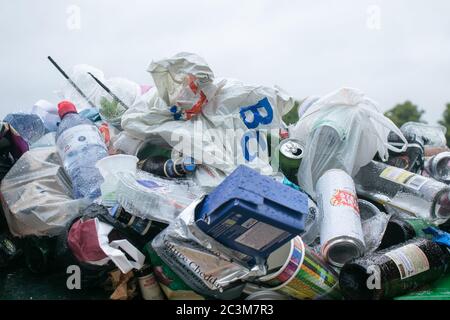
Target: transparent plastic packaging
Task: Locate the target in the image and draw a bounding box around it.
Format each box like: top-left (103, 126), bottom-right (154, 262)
top-left (0, 147), bottom-right (88, 237)
top-left (115, 170), bottom-right (203, 224)
top-left (358, 199), bottom-right (391, 254)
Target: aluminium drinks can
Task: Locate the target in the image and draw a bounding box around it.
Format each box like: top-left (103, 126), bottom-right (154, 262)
top-left (316, 169), bottom-right (365, 268)
top-left (278, 138), bottom-right (304, 183)
top-left (425, 152), bottom-right (450, 184)
top-left (257, 236), bottom-right (341, 300)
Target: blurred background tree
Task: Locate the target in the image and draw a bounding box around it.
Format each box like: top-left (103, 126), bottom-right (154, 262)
top-left (384, 101), bottom-right (425, 128)
top-left (438, 103), bottom-right (450, 147)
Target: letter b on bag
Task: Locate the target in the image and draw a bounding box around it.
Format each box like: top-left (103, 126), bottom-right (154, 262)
top-left (240, 98), bottom-right (273, 129)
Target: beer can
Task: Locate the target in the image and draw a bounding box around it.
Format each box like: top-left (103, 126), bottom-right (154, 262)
top-left (426, 152), bottom-right (450, 184)
top-left (137, 264), bottom-right (165, 300)
top-left (317, 169), bottom-right (365, 268)
top-left (278, 138), bottom-right (304, 183)
top-left (257, 236), bottom-right (341, 300)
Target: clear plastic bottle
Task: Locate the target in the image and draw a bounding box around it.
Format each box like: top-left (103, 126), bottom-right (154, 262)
top-left (354, 161), bottom-right (450, 223)
top-left (56, 101), bottom-right (108, 199)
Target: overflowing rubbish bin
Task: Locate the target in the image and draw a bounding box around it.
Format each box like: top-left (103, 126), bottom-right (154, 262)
top-left (1, 52), bottom-right (450, 301)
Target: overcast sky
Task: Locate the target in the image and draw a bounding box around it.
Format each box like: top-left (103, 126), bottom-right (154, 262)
top-left (1, 0), bottom-right (449, 124)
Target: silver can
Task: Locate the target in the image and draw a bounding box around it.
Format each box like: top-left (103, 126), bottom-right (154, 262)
top-left (317, 169), bottom-right (365, 268)
top-left (425, 152), bottom-right (450, 184)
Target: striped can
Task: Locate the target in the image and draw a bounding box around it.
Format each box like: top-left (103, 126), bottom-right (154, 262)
top-left (258, 236), bottom-right (341, 300)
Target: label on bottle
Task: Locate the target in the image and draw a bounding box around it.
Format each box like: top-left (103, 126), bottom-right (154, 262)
top-left (138, 273), bottom-right (165, 300)
top-left (56, 124), bottom-right (106, 168)
top-left (380, 167), bottom-right (427, 190)
top-left (385, 244), bottom-right (430, 279)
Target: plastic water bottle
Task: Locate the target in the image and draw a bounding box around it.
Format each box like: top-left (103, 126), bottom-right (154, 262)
top-left (56, 101), bottom-right (108, 199)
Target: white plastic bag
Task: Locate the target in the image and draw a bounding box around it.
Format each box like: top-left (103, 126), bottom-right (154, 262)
top-left (121, 53), bottom-right (294, 178)
top-left (290, 88), bottom-right (407, 198)
top-left (148, 52), bottom-right (218, 120)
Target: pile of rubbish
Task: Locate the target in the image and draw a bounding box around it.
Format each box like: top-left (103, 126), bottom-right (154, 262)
top-left (1, 52), bottom-right (450, 300)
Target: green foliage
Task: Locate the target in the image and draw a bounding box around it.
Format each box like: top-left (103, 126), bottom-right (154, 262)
top-left (438, 103), bottom-right (450, 147)
top-left (384, 101), bottom-right (425, 128)
top-left (99, 97), bottom-right (122, 119)
top-left (282, 100), bottom-right (300, 125)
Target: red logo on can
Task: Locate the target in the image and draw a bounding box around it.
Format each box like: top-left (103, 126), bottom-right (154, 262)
top-left (330, 189), bottom-right (359, 214)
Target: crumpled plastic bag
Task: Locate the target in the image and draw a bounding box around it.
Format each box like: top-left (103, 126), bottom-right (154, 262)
top-left (0, 147), bottom-right (88, 237)
top-left (67, 217), bottom-right (145, 273)
top-left (151, 197), bottom-right (266, 299)
top-left (289, 87), bottom-right (407, 198)
top-left (56, 64), bottom-right (104, 111)
top-left (56, 64), bottom-right (143, 118)
top-left (115, 170), bottom-right (204, 224)
top-left (148, 52), bottom-right (218, 120)
top-left (121, 52), bottom-right (294, 177)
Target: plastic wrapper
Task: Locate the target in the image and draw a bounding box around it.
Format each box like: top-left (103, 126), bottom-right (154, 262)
top-left (57, 64), bottom-right (143, 120)
top-left (151, 197), bottom-right (266, 299)
top-left (192, 164), bottom-right (226, 192)
top-left (0, 147), bottom-right (88, 237)
top-left (289, 87), bottom-right (407, 198)
top-left (148, 52), bottom-right (219, 120)
top-left (57, 64), bottom-right (105, 111)
top-left (358, 199), bottom-right (391, 254)
top-left (116, 170), bottom-right (203, 224)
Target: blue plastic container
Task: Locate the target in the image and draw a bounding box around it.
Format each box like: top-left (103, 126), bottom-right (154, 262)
top-left (195, 165), bottom-right (308, 263)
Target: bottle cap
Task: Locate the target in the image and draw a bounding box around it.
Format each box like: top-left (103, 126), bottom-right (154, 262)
top-left (57, 101), bottom-right (78, 119)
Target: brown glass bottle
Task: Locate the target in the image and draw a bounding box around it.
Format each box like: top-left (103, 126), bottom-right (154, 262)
top-left (339, 238), bottom-right (450, 300)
